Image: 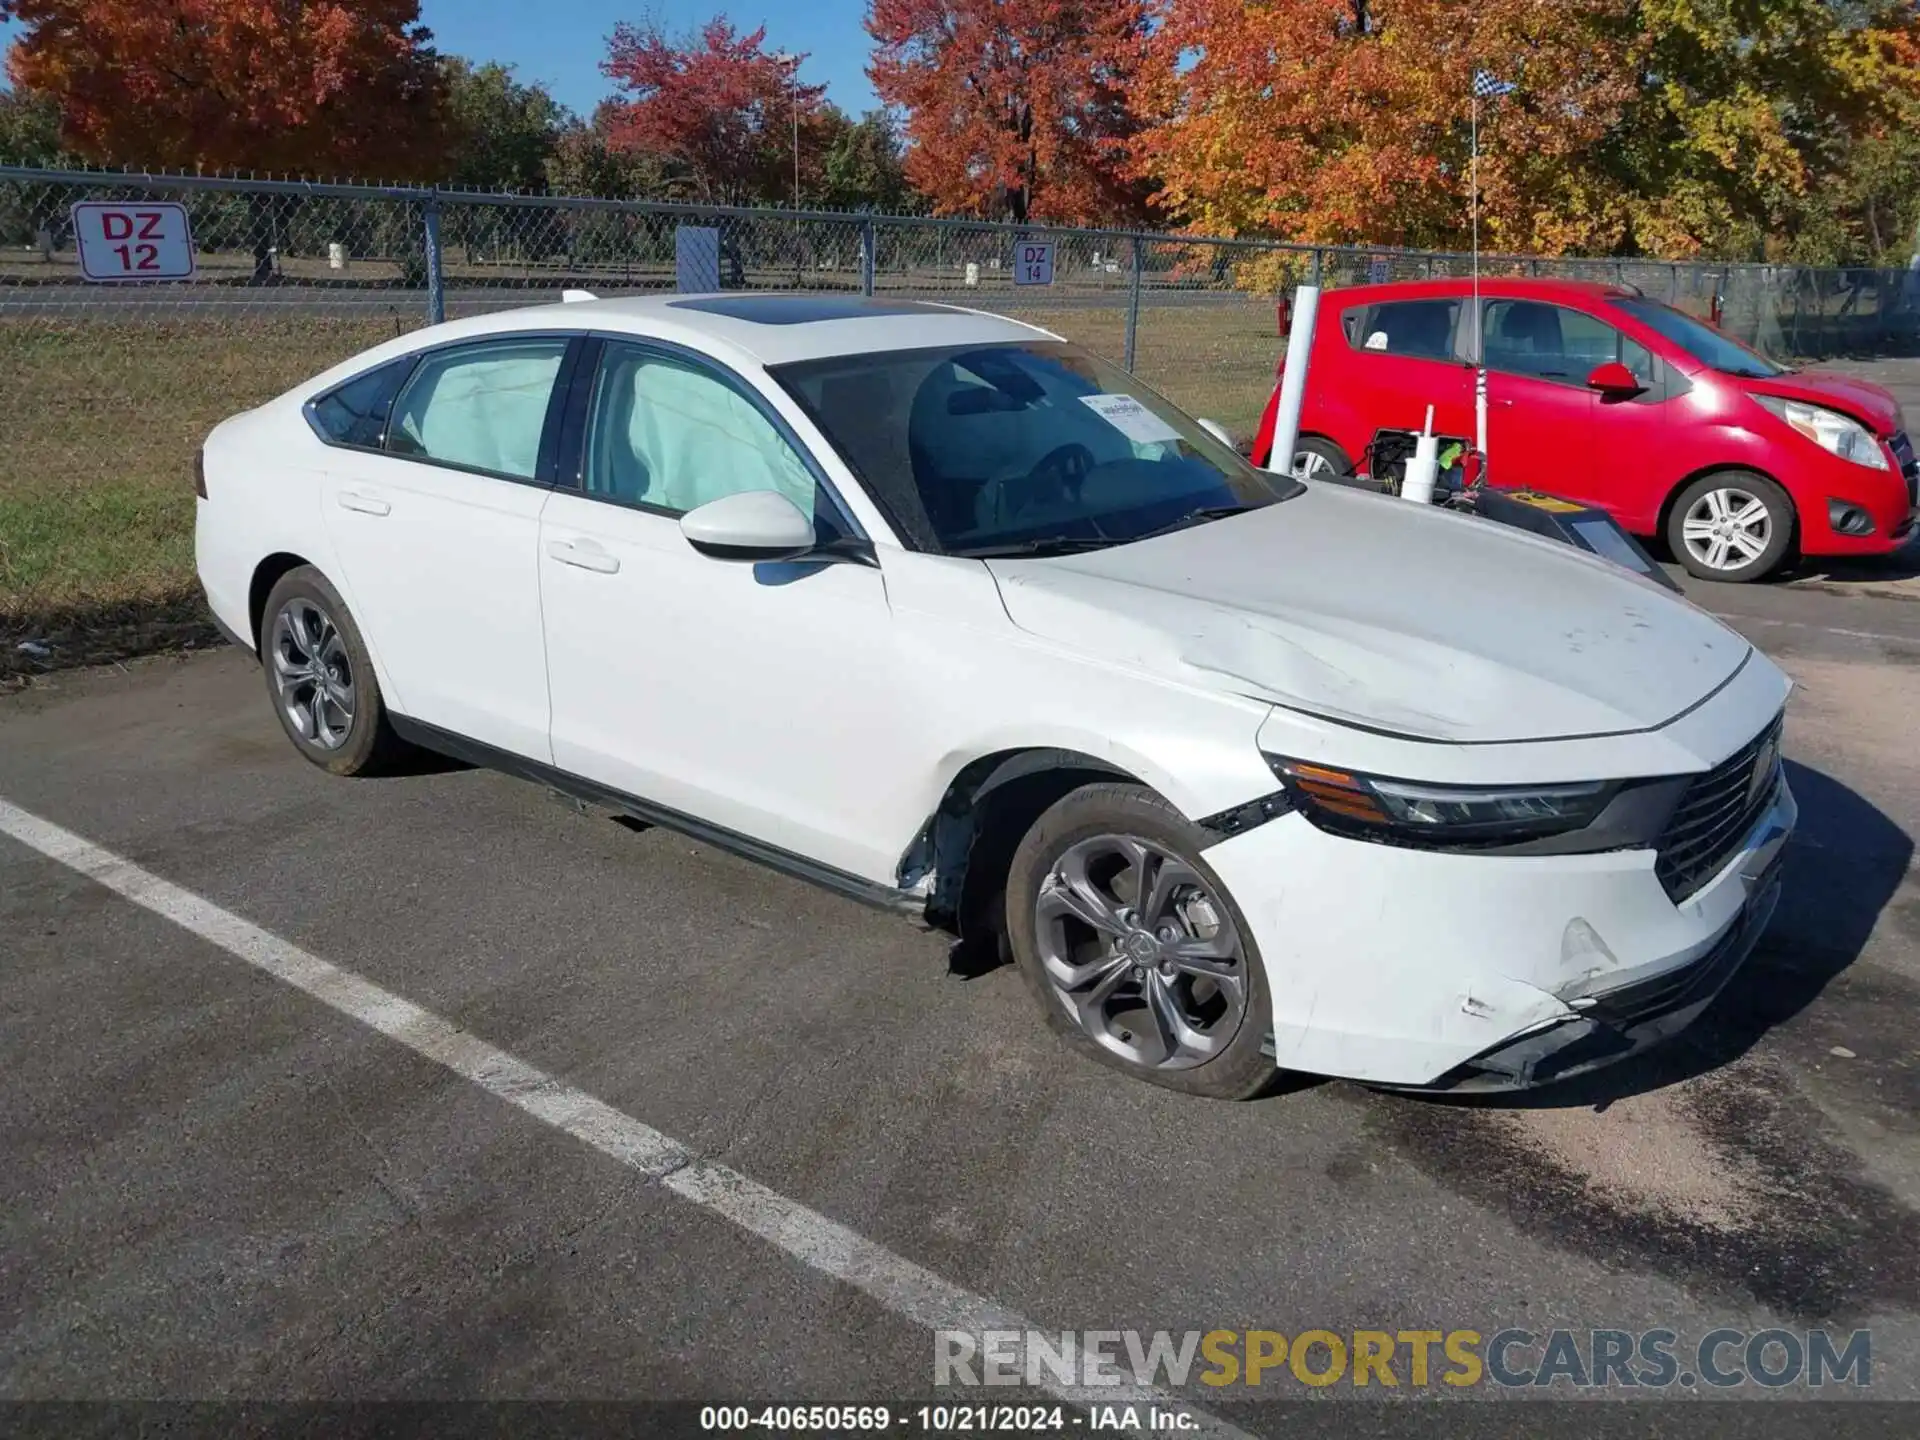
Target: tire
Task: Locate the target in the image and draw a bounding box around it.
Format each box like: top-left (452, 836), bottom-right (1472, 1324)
top-left (1291, 435), bottom-right (1355, 483)
top-left (259, 566), bottom-right (406, 776)
top-left (1004, 782), bottom-right (1277, 1100)
top-left (1665, 471), bottom-right (1794, 582)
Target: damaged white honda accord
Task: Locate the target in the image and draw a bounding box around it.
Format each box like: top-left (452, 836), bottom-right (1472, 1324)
top-left (195, 294), bottom-right (1793, 1098)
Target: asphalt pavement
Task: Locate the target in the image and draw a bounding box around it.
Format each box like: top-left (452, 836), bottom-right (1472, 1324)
top-left (5, 561), bottom-right (1920, 1430)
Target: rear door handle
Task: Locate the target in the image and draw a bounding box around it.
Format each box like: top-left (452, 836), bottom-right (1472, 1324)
top-left (546, 538), bottom-right (620, 574)
top-left (336, 490), bottom-right (391, 516)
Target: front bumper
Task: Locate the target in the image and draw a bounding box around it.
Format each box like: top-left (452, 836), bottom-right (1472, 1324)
top-left (1204, 774), bottom-right (1796, 1090)
top-left (1796, 431), bottom-right (1917, 555)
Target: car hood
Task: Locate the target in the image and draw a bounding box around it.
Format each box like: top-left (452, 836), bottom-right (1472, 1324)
top-left (1743, 370), bottom-right (1904, 436)
top-left (985, 487), bottom-right (1752, 743)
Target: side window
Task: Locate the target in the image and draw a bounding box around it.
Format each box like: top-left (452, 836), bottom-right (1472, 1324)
top-left (307, 357), bottom-right (414, 449)
top-left (386, 338), bottom-right (570, 481)
top-left (1621, 334), bottom-right (1658, 386)
top-left (1484, 301), bottom-right (1629, 385)
top-left (582, 343), bottom-right (819, 521)
top-left (1350, 300), bottom-right (1460, 360)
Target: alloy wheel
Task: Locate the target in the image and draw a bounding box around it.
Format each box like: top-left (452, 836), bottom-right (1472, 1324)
top-left (270, 598), bottom-right (355, 751)
top-left (1291, 448), bottom-right (1333, 481)
top-left (1032, 834), bottom-right (1249, 1070)
top-left (1680, 486), bottom-right (1771, 572)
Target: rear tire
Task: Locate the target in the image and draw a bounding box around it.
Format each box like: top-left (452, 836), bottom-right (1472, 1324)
top-left (1291, 435), bottom-right (1356, 483)
top-left (1005, 782), bottom-right (1277, 1100)
top-left (259, 566), bottom-right (406, 776)
top-left (1665, 471), bottom-right (1794, 582)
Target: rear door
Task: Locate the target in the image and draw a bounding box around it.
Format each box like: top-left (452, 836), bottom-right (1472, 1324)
top-left (1340, 297), bottom-right (1475, 448)
top-left (317, 334), bottom-right (579, 761)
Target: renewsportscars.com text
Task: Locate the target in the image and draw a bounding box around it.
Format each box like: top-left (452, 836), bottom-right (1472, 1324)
top-left (934, 1327), bottom-right (1871, 1390)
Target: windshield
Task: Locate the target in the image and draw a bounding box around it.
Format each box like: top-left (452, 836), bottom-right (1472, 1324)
top-left (772, 341), bottom-right (1299, 556)
top-left (1612, 298), bottom-right (1786, 379)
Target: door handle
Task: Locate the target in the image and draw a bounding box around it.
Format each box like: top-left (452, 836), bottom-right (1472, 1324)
top-left (545, 538), bottom-right (620, 574)
top-left (336, 490), bottom-right (391, 516)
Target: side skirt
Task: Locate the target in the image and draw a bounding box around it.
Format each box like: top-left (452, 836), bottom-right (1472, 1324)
top-left (388, 715), bottom-right (930, 922)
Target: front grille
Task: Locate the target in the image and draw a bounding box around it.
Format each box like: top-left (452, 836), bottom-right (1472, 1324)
top-left (1653, 716), bottom-right (1782, 902)
top-left (1894, 430), bottom-right (1918, 508)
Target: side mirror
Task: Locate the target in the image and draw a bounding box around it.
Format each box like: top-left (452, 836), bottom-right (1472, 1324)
top-left (680, 490), bottom-right (816, 562)
top-left (1586, 361), bottom-right (1644, 396)
top-left (1196, 418), bottom-right (1235, 448)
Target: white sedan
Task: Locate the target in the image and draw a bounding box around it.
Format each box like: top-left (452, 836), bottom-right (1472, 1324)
top-left (195, 293), bottom-right (1794, 1098)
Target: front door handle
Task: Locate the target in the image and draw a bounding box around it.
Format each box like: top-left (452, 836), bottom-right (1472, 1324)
top-left (337, 490), bottom-right (391, 516)
top-left (546, 539), bottom-right (620, 574)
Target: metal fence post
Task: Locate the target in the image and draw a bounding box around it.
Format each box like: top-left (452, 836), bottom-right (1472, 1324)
top-left (861, 212), bottom-right (876, 297)
top-left (1125, 234), bottom-right (1143, 372)
top-left (424, 192), bottom-right (446, 326)
top-left (1310, 248), bottom-right (1323, 287)
top-left (1667, 264), bottom-right (1679, 305)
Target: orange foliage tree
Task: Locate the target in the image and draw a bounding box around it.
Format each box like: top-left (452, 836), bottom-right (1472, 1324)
top-left (4, 1), bottom-right (446, 180)
top-left (866, 0), bottom-right (1162, 225)
top-left (1140, 0), bottom-right (1641, 254)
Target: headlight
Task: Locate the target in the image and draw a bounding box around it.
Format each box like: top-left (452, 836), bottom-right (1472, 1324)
top-left (1753, 395), bottom-right (1889, 470)
top-left (1267, 757), bottom-right (1610, 847)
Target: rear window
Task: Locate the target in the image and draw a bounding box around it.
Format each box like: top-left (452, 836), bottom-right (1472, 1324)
top-left (1348, 300), bottom-right (1460, 360)
top-left (307, 357), bottom-right (414, 449)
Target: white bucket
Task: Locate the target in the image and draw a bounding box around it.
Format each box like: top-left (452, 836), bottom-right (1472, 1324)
top-left (327, 242), bottom-right (346, 272)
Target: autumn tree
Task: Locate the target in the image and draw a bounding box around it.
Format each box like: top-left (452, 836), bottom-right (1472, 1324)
top-left (5, 1), bottom-right (446, 178)
top-left (866, 0), bottom-right (1161, 225)
top-left (1141, 0), bottom-right (1640, 254)
top-left (600, 17), bottom-right (832, 207)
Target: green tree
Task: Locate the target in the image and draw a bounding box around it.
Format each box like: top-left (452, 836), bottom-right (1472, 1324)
top-left (815, 107), bottom-right (920, 211)
top-left (0, 83), bottom-right (69, 165)
top-left (544, 108), bottom-right (679, 199)
top-left (441, 57), bottom-right (570, 193)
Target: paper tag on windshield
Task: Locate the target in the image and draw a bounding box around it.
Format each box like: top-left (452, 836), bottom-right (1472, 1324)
top-left (1079, 393), bottom-right (1183, 445)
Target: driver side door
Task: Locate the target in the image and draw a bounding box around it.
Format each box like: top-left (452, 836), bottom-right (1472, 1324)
top-left (538, 338), bottom-right (906, 882)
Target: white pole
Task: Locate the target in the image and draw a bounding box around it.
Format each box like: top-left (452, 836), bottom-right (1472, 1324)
top-left (1472, 94), bottom-right (1487, 466)
top-left (1265, 283), bottom-right (1320, 477)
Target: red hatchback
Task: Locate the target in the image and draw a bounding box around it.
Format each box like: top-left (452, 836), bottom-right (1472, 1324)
top-left (1250, 279), bottom-right (1919, 581)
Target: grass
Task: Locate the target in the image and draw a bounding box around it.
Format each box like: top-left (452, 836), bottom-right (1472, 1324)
top-left (0, 300), bottom-right (1280, 656)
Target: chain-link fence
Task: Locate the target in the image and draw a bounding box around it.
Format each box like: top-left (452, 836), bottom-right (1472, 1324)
top-left (5, 163), bottom-right (1920, 631)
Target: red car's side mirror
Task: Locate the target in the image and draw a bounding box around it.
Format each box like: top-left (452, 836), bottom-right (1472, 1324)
top-left (1587, 361), bottom-right (1644, 395)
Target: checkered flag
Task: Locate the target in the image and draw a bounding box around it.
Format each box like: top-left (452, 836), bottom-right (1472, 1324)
top-left (1473, 70), bottom-right (1516, 98)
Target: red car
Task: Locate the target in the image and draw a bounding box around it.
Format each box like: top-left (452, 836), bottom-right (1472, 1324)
top-left (1250, 278), bottom-right (1919, 581)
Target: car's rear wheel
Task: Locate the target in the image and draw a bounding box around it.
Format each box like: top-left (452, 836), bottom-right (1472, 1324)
top-left (1291, 435), bottom-right (1355, 482)
top-left (1666, 471), bottom-right (1794, 582)
top-left (260, 566), bottom-right (405, 776)
top-left (1004, 782), bottom-right (1277, 1099)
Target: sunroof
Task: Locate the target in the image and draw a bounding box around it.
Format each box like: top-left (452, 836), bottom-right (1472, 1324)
top-left (666, 295), bottom-right (953, 325)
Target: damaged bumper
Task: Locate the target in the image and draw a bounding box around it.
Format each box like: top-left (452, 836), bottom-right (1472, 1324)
top-left (1208, 774), bottom-right (1797, 1090)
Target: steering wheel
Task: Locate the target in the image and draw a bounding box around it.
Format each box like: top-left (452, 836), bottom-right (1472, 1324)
top-left (1003, 443), bottom-right (1095, 522)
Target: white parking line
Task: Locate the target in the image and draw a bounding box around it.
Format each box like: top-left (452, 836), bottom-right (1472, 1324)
top-left (0, 797), bottom-right (1252, 1438)
top-left (1707, 612), bottom-right (1919, 646)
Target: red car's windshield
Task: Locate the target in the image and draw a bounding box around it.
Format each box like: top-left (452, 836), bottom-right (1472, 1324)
top-left (1613, 298), bottom-right (1786, 380)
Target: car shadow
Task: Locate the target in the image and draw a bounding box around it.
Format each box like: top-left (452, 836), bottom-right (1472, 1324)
top-left (1385, 758), bottom-right (1911, 1112)
top-left (1777, 540), bottom-right (1920, 587)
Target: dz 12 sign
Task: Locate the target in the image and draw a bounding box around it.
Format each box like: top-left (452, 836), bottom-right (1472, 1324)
top-left (1013, 241), bottom-right (1054, 286)
top-left (71, 201), bottom-right (198, 282)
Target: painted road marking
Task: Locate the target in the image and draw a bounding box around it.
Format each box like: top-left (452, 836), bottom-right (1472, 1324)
top-left (1708, 612), bottom-right (1920, 646)
top-left (0, 797), bottom-right (1252, 1437)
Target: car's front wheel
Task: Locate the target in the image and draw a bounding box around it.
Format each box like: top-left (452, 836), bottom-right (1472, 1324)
top-left (260, 566), bottom-right (405, 776)
top-left (1666, 471), bottom-right (1794, 582)
top-left (1005, 782), bottom-right (1277, 1099)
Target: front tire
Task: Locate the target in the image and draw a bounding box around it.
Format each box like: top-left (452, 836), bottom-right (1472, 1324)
top-left (1005, 782), bottom-right (1277, 1100)
top-left (260, 566), bottom-right (405, 776)
top-left (1291, 435), bottom-right (1355, 483)
top-left (1666, 471), bottom-right (1794, 582)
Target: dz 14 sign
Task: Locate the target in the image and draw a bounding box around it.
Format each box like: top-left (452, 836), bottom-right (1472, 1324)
top-left (1013, 242), bottom-right (1054, 286)
top-left (71, 201), bottom-right (198, 282)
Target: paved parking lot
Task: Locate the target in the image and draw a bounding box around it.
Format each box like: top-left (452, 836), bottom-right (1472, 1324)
top-left (6, 551), bottom-right (1920, 1429)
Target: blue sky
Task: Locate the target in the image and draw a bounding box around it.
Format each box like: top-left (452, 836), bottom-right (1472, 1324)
top-left (1, 4), bottom-right (884, 115)
top-left (422, 1), bottom-right (881, 117)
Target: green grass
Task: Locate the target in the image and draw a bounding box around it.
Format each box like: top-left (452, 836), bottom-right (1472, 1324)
top-left (0, 301), bottom-right (1280, 639)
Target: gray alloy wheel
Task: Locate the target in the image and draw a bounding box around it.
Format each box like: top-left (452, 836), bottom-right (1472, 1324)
top-left (1291, 447), bottom-right (1335, 480)
top-left (1032, 833), bottom-right (1249, 1071)
top-left (1679, 484), bottom-right (1772, 574)
top-left (269, 597), bottom-right (355, 751)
